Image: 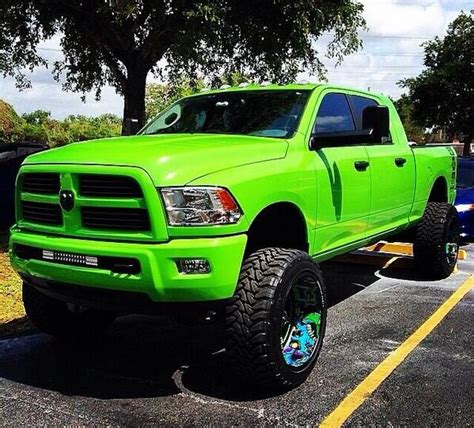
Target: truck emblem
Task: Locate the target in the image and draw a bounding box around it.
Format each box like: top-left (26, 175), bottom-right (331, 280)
top-left (59, 190), bottom-right (74, 211)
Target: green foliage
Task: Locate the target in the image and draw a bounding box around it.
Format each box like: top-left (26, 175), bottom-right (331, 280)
top-left (394, 95), bottom-right (425, 143)
top-left (1, 0), bottom-right (366, 129)
top-left (145, 78), bottom-right (205, 120)
top-left (22, 110), bottom-right (52, 125)
top-left (0, 100), bottom-right (121, 146)
top-left (145, 72), bottom-right (251, 119)
top-left (63, 115), bottom-right (122, 144)
top-left (0, 99), bottom-right (24, 143)
top-left (216, 71), bottom-right (251, 88)
top-left (400, 12), bottom-right (474, 155)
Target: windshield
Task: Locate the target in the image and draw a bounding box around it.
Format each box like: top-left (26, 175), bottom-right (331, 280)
top-left (140, 90), bottom-right (310, 139)
top-left (457, 161), bottom-right (474, 189)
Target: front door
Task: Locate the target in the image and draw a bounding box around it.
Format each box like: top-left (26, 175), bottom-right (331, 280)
top-left (312, 92), bottom-right (371, 254)
top-left (347, 94), bottom-right (416, 235)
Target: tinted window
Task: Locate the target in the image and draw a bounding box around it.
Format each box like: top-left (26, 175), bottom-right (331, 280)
top-left (140, 90), bottom-right (310, 139)
top-left (314, 93), bottom-right (355, 133)
top-left (349, 95), bottom-right (378, 129)
top-left (349, 95), bottom-right (392, 143)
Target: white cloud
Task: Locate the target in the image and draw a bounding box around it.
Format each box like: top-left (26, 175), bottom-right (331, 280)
top-left (300, 0), bottom-right (466, 98)
top-left (362, 0), bottom-right (458, 37)
top-left (0, 77), bottom-right (123, 118)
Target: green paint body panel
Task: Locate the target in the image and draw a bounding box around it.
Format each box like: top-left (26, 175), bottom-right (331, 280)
top-left (10, 228), bottom-right (247, 302)
top-left (9, 83), bottom-right (456, 303)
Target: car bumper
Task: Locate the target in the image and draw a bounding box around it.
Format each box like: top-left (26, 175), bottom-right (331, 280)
top-left (9, 227), bottom-right (247, 302)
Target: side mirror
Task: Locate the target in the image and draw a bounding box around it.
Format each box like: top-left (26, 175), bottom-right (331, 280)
top-left (362, 106), bottom-right (389, 144)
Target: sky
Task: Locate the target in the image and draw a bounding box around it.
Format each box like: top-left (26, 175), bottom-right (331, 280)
top-left (0, 0), bottom-right (471, 119)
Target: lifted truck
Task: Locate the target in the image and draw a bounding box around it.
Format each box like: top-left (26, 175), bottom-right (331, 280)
top-left (9, 83), bottom-right (459, 389)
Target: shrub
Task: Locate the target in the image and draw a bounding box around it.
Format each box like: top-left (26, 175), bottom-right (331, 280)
top-left (0, 100), bottom-right (24, 143)
top-left (0, 100), bottom-right (122, 146)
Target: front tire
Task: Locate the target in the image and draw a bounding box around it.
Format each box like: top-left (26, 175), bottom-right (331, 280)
top-left (225, 248), bottom-right (327, 390)
top-left (413, 202), bottom-right (460, 279)
top-left (23, 281), bottom-right (116, 341)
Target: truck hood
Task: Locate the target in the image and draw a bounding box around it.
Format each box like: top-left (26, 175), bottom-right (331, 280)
top-left (24, 134), bottom-right (288, 186)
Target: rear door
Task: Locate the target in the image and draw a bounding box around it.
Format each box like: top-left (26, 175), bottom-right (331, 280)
top-left (348, 95), bottom-right (416, 235)
top-left (312, 92), bottom-right (371, 254)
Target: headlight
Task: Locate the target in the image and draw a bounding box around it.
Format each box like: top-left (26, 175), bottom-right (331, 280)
top-left (456, 204), bottom-right (474, 212)
top-left (160, 187), bottom-right (242, 225)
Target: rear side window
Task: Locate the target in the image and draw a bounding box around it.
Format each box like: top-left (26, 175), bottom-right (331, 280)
top-left (314, 93), bottom-right (355, 133)
top-left (348, 95), bottom-right (378, 129)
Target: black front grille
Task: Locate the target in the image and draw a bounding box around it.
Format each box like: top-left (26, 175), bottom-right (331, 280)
top-left (21, 201), bottom-right (62, 225)
top-left (81, 207), bottom-right (150, 231)
top-left (79, 174), bottom-right (142, 197)
top-left (22, 173), bottom-right (60, 194)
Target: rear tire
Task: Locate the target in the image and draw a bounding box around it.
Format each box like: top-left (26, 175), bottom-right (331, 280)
top-left (225, 248), bottom-right (327, 390)
top-left (413, 202), bottom-right (460, 279)
top-left (23, 281), bottom-right (116, 341)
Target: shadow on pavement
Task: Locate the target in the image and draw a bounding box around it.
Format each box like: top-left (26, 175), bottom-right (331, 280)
top-left (0, 316), bottom-right (33, 339)
top-left (0, 260), bottom-right (422, 402)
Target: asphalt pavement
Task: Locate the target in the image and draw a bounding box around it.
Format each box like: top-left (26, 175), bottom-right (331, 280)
top-left (0, 244), bottom-right (472, 426)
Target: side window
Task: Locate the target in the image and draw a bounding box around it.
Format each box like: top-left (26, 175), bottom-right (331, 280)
top-left (348, 95), bottom-right (378, 129)
top-left (314, 93), bottom-right (355, 133)
top-left (349, 95), bottom-right (392, 144)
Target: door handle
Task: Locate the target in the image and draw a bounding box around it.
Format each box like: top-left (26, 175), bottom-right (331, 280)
top-left (354, 160), bottom-right (370, 171)
top-left (395, 157), bottom-right (407, 167)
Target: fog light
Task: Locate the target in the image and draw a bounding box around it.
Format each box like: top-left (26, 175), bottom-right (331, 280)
top-left (176, 259), bottom-right (210, 274)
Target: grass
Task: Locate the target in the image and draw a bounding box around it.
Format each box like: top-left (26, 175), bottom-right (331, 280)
top-left (0, 230), bottom-right (32, 337)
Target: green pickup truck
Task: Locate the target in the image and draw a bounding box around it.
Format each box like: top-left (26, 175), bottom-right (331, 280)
top-left (9, 83), bottom-right (459, 389)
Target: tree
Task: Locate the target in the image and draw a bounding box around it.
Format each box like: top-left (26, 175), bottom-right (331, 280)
top-left (401, 12), bottom-right (474, 156)
top-left (0, 98), bottom-right (121, 146)
top-left (22, 110), bottom-right (52, 126)
top-left (1, 0), bottom-right (365, 132)
top-left (394, 95), bottom-right (425, 143)
top-left (144, 72), bottom-right (249, 120)
top-left (0, 99), bottom-right (24, 143)
top-left (145, 78), bottom-right (204, 120)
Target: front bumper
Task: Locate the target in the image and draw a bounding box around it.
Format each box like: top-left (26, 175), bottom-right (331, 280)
top-left (9, 227), bottom-right (247, 302)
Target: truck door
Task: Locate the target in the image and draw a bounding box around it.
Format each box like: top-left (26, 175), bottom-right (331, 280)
top-left (347, 95), bottom-right (416, 235)
top-left (311, 92), bottom-right (371, 254)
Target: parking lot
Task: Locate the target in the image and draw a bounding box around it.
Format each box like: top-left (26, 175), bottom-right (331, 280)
top-left (0, 244), bottom-right (472, 426)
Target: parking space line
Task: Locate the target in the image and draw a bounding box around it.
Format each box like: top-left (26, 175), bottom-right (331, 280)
top-left (320, 275), bottom-right (474, 428)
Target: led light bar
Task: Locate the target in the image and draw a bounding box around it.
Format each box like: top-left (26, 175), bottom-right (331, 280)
top-left (42, 250), bottom-right (98, 267)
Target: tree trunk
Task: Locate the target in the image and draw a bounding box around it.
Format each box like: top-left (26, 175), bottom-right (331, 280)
top-left (122, 66), bottom-right (148, 135)
top-left (463, 135), bottom-right (472, 157)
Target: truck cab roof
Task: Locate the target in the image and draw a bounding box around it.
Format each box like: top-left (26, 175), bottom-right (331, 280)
top-left (189, 82), bottom-right (385, 100)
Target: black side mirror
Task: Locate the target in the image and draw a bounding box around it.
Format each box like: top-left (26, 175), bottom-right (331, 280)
top-left (362, 106), bottom-right (389, 143)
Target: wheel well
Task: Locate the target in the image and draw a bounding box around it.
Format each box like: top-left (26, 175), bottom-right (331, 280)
top-left (428, 177), bottom-right (448, 203)
top-left (246, 203), bottom-right (309, 255)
